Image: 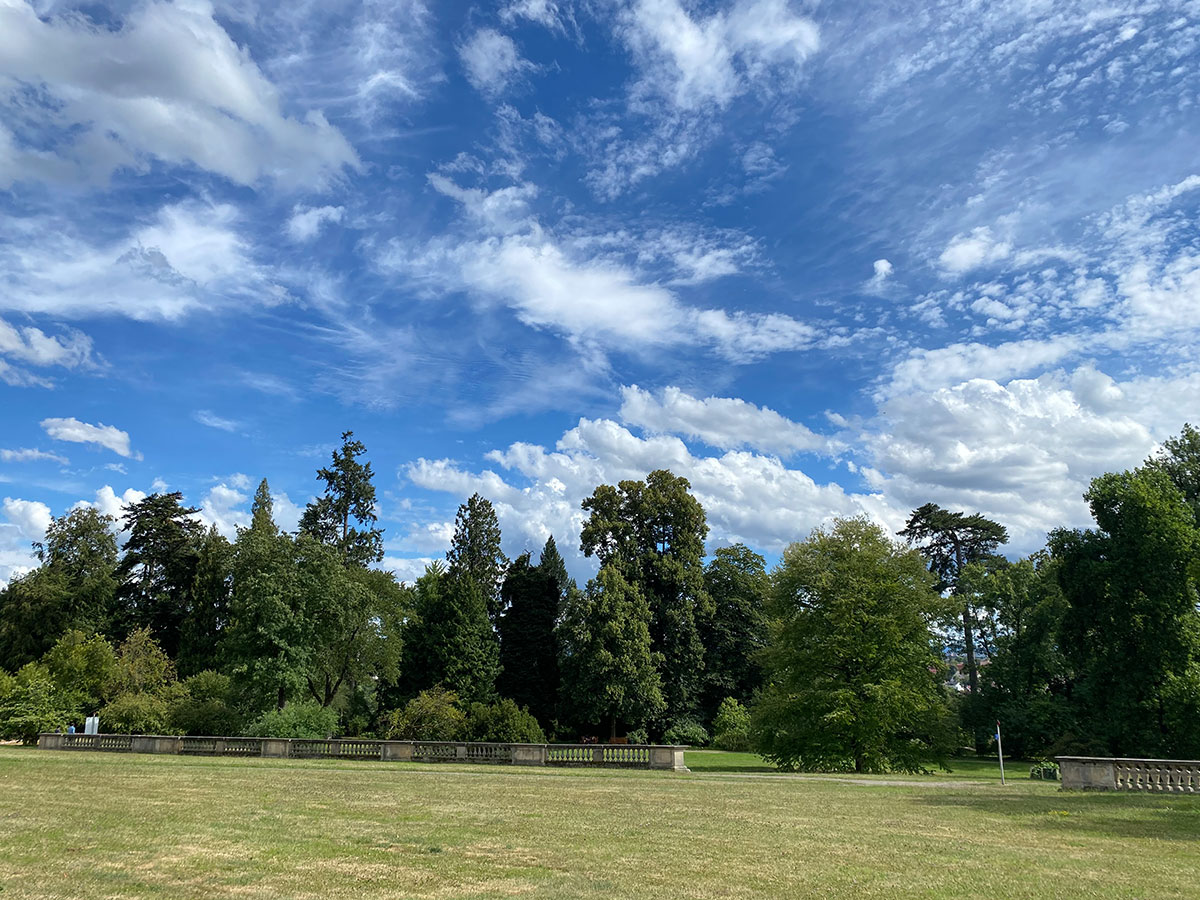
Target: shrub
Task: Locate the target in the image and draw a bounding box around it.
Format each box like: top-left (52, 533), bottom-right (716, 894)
top-left (245, 702), bottom-right (339, 739)
top-left (712, 697), bottom-right (752, 751)
top-left (385, 686), bottom-right (465, 741)
top-left (167, 671), bottom-right (240, 736)
top-left (663, 718), bottom-right (709, 747)
top-left (627, 728), bottom-right (649, 745)
top-left (463, 698), bottom-right (546, 743)
top-left (99, 691), bottom-right (173, 735)
top-left (0, 667), bottom-right (80, 743)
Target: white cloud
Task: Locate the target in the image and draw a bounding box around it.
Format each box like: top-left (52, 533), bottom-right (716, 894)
top-left (194, 410), bottom-right (240, 432)
top-left (381, 555), bottom-right (439, 585)
top-left (390, 179), bottom-right (819, 361)
top-left (2, 496), bottom-right (52, 541)
top-left (939, 227), bottom-right (1012, 274)
top-left (198, 482), bottom-right (249, 539)
top-left (458, 28), bottom-right (535, 97)
top-left (405, 415), bottom-right (892, 574)
top-left (0, 0), bottom-right (358, 188)
top-left (861, 365), bottom-right (1200, 551)
top-left (619, 384), bottom-right (843, 457)
top-left (286, 205), bottom-right (345, 242)
top-left (73, 486), bottom-right (148, 529)
top-left (41, 417), bottom-right (138, 459)
top-left (1, 199), bottom-right (286, 321)
top-left (619, 0), bottom-right (819, 111)
top-left (0, 448), bottom-right (68, 465)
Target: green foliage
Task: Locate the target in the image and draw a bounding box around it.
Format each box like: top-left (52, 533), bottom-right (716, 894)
top-left (299, 431), bottom-right (384, 567)
top-left (177, 526), bottom-right (232, 677)
top-left (580, 469), bottom-right (709, 724)
top-left (754, 518), bottom-right (957, 774)
top-left (245, 701), bottom-right (339, 739)
top-left (385, 686), bottom-right (466, 741)
top-left (958, 555), bottom-right (1073, 759)
top-left (463, 698), bottom-right (546, 743)
top-left (497, 541), bottom-right (563, 727)
top-left (446, 493), bottom-right (508, 624)
top-left (699, 544), bottom-right (768, 721)
top-left (41, 630), bottom-right (117, 711)
top-left (627, 727), bottom-right (648, 745)
top-left (109, 627), bottom-right (176, 696)
top-left (297, 539), bottom-right (406, 707)
top-left (222, 486), bottom-right (308, 712)
top-left (662, 718), bottom-right (709, 746)
top-left (100, 691), bottom-right (174, 735)
top-left (0, 666), bottom-right (80, 743)
top-left (712, 697), bottom-right (752, 751)
top-left (400, 562), bottom-right (500, 704)
top-left (558, 564), bottom-right (665, 738)
top-left (1050, 465), bottom-right (1200, 757)
top-left (899, 504), bottom-right (1008, 706)
top-left (167, 671), bottom-right (241, 736)
top-left (113, 493), bottom-right (205, 657)
top-left (0, 507), bottom-right (119, 669)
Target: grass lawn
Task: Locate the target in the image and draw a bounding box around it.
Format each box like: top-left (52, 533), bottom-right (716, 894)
top-left (2, 746), bottom-right (1199, 899)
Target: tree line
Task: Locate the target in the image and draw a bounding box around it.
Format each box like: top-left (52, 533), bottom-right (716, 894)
top-left (2, 426), bottom-right (1198, 773)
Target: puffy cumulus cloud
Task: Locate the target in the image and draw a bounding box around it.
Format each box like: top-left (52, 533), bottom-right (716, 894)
top-left (405, 415), bottom-right (892, 575)
top-left (2, 496), bottom-right (52, 540)
top-left (198, 482), bottom-right (250, 539)
top-left (381, 555), bottom-right (439, 585)
top-left (939, 227), bottom-right (1012, 274)
top-left (0, 496), bottom-right (52, 587)
top-left (1, 200), bottom-right (286, 322)
top-left (286, 205), bottom-right (345, 242)
top-left (458, 28), bottom-right (535, 98)
top-left (0, 0), bottom-right (358, 188)
top-left (74, 486), bottom-right (149, 524)
top-left (619, 0), bottom-right (819, 111)
top-left (861, 365), bottom-right (1200, 552)
top-left (41, 417), bottom-right (138, 459)
top-left (619, 385), bottom-right (843, 457)
top-left (884, 335), bottom-right (1086, 397)
top-left (0, 448), bottom-right (69, 465)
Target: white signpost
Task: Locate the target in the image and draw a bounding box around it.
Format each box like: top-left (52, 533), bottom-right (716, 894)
top-left (84, 716), bottom-right (99, 736)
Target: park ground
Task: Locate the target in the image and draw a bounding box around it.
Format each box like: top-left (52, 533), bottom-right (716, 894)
top-left (1, 747), bottom-right (1198, 899)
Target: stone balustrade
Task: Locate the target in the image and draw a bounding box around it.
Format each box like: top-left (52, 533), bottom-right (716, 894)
top-left (37, 733), bottom-right (689, 772)
top-left (1057, 756), bottom-right (1200, 792)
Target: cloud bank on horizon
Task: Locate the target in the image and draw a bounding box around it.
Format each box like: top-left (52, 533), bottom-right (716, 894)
top-left (1, 0), bottom-right (1197, 585)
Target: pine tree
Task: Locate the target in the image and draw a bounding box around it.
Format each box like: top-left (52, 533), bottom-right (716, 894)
top-left (112, 492), bottom-right (205, 657)
top-left (497, 539), bottom-right (563, 727)
top-left (223, 480), bottom-right (307, 711)
top-left (299, 431), bottom-right (384, 567)
top-left (445, 493), bottom-right (508, 624)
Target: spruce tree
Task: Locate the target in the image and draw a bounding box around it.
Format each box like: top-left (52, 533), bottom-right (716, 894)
top-left (497, 538), bottom-right (563, 727)
top-left (299, 431), bottom-right (384, 567)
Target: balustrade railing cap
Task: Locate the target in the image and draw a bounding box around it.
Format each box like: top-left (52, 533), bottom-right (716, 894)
top-left (1057, 755), bottom-right (1200, 766)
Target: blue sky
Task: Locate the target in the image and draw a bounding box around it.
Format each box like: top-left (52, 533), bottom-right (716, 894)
top-left (2, 0), bottom-right (1198, 585)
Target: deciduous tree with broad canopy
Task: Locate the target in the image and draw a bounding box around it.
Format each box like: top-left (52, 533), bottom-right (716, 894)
top-left (754, 518), bottom-right (957, 773)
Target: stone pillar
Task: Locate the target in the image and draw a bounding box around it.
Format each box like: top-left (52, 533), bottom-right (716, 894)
top-left (592, 746), bottom-right (605, 764)
top-left (38, 733), bottom-right (64, 751)
top-left (511, 743), bottom-right (548, 766)
top-left (381, 741), bottom-right (414, 762)
top-left (650, 745), bottom-right (690, 772)
top-left (456, 743), bottom-right (468, 761)
top-left (1058, 757), bottom-right (1116, 790)
top-left (261, 739), bottom-right (291, 759)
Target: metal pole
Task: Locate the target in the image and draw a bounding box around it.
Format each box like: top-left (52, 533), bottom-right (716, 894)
top-left (996, 720), bottom-right (1005, 785)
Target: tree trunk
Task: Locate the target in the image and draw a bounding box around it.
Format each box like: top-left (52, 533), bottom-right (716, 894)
top-left (276, 684), bottom-right (286, 711)
top-left (609, 715), bottom-right (617, 741)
